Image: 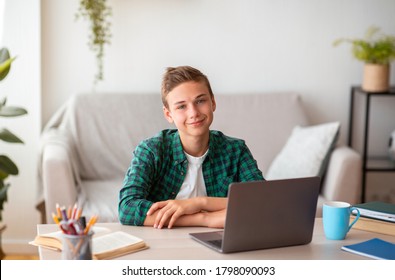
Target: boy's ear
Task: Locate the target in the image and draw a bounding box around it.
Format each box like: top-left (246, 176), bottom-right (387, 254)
top-left (163, 106), bottom-right (174, 123)
top-left (211, 96), bottom-right (216, 112)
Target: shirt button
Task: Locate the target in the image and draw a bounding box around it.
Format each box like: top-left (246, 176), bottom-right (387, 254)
top-left (180, 172), bottom-right (184, 175)
top-left (175, 160), bottom-right (178, 164)
top-left (171, 192), bottom-right (176, 195)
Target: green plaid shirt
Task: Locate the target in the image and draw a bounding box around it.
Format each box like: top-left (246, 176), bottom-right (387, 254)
top-left (118, 129), bottom-right (264, 225)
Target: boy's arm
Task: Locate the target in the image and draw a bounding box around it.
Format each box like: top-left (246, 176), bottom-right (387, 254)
top-left (144, 202), bottom-right (226, 229)
top-left (119, 144), bottom-right (157, 226)
top-left (145, 197), bottom-right (227, 229)
top-left (143, 210), bottom-right (206, 227)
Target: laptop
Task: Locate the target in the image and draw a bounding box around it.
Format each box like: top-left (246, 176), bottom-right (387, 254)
top-left (189, 176), bottom-right (320, 253)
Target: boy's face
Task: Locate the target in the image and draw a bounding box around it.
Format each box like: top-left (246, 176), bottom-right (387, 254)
top-left (163, 81), bottom-right (216, 140)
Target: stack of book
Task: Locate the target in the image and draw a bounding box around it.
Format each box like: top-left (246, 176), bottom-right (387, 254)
top-left (350, 201), bottom-right (395, 236)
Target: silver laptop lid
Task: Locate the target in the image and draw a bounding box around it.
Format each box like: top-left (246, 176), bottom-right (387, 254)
top-left (221, 177), bottom-right (320, 253)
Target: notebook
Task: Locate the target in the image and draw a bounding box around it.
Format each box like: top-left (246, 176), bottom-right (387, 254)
top-left (341, 238), bottom-right (395, 260)
top-left (189, 176), bottom-right (320, 253)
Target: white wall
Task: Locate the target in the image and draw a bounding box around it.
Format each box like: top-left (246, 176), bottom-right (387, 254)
top-left (43, 0), bottom-right (395, 144)
top-left (2, 0), bottom-right (395, 253)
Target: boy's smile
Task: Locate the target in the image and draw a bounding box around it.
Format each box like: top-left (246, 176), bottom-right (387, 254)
top-left (163, 81), bottom-right (216, 154)
top-left (188, 118), bottom-right (205, 127)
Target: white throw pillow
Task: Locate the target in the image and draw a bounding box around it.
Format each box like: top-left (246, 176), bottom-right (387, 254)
top-left (265, 122), bottom-right (340, 180)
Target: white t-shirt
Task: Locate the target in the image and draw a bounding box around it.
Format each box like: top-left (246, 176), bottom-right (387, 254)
top-left (175, 150), bottom-right (208, 200)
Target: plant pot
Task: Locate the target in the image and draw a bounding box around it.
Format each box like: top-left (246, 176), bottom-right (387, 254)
top-left (362, 63), bottom-right (390, 92)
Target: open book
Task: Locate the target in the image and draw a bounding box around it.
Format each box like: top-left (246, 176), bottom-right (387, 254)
top-left (92, 231), bottom-right (148, 259)
top-left (29, 230), bottom-right (64, 251)
top-left (29, 229), bottom-right (148, 260)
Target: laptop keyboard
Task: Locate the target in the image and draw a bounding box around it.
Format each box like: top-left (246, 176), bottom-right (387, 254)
top-left (207, 239), bottom-right (222, 248)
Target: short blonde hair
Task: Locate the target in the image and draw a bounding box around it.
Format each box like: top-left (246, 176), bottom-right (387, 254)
top-left (161, 66), bottom-right (214, 108)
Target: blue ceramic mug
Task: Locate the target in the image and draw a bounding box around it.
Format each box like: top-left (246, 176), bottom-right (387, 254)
top-left (323, 201), bottom-right (360, 240)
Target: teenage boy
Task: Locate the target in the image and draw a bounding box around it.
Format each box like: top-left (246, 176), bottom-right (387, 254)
top-left (119, 66), bottom-right (264, 229)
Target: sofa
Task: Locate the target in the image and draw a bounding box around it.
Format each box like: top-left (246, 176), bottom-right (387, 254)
top-left (38, 92), bottom-right (362, 223)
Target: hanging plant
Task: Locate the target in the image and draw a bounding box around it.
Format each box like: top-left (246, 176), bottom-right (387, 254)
top-left (76, 0), bottom-right (112, 85)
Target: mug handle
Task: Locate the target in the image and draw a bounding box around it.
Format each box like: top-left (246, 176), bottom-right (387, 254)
top-left (348, 207), bottom-right (360, 232)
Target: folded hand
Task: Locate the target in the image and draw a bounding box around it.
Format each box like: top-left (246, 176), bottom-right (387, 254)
top-left (147, 198), bottom-right (202, 229)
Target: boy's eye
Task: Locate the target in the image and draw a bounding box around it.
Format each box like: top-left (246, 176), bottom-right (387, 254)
top-left (196, 99), bottom-right (206, 104)
top-left (176, 104), bottom-right (186, 110)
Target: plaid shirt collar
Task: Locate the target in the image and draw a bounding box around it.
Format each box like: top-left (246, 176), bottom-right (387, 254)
top-left (171, 130), bottom-right (216, 166)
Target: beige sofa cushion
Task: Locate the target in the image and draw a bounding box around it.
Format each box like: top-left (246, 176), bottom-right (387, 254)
top-left (266, 122), bottom-right (340, 180)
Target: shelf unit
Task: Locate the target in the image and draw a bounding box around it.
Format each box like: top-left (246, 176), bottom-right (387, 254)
top-left (348, 86), bottom-right (395, 203)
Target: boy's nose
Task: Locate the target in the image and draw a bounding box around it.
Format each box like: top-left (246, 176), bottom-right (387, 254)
top-left (189, 104), bottom-right (200, 117)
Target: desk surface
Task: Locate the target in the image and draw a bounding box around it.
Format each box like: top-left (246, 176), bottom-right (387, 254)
top-left (37, 218), bottom-right (395, 260)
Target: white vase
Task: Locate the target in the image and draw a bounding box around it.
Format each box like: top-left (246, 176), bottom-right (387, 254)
top-left (362, 63), bottom-right (390, 92)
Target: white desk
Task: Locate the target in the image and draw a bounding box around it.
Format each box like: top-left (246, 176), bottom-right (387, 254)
top-left (37, 218), bottom-right (395, 260)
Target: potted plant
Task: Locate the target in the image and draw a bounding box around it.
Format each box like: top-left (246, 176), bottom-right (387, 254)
top-left (334, 26), bottom-right (395, 92)
top-left (0, 47), bottom-right (27, 259)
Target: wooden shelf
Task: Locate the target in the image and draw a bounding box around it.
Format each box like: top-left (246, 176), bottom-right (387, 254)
top-left (348, 86), bottom-right (395, 202)
top-left (366, 157), bottom-right (395, 171)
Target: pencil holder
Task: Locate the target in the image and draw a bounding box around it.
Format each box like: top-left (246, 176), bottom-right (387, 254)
top-left (61, 232), bottom-right (93, 260)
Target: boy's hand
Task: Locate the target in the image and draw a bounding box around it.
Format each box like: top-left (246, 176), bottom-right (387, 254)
top-left (203, 209), bottom-right (226, 228)
top-left (147, 198), bottom-right (203, 229)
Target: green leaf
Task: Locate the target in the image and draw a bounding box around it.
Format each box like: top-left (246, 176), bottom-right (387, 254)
top-left (0, 48), bottom-right (16, 81)
top-left (0, 182), bottom-right (10, 217)
top-left (0, 105), bottom-right (28, 117)
top-left (0, 169), bottom-right (8, 180)
top-left (0, 155), bottom-right (19, 176)
top-left (0, 128), bottom-right (24, 143)
top-left (333, 26), bottom-right (395, 64)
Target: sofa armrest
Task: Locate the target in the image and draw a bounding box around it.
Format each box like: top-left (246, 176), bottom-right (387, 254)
top-left (41, 134), bottom-right (79, 223)
top-left (318, 146), bottom-right (362, 213)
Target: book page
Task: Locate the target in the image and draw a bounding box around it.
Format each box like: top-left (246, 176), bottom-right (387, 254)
top-left (93, 231), bottom-right (144, 254)
top-left (41, 230), bottom-right (63, 239)
top-left (356, 209), bottom-right (395, 222)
